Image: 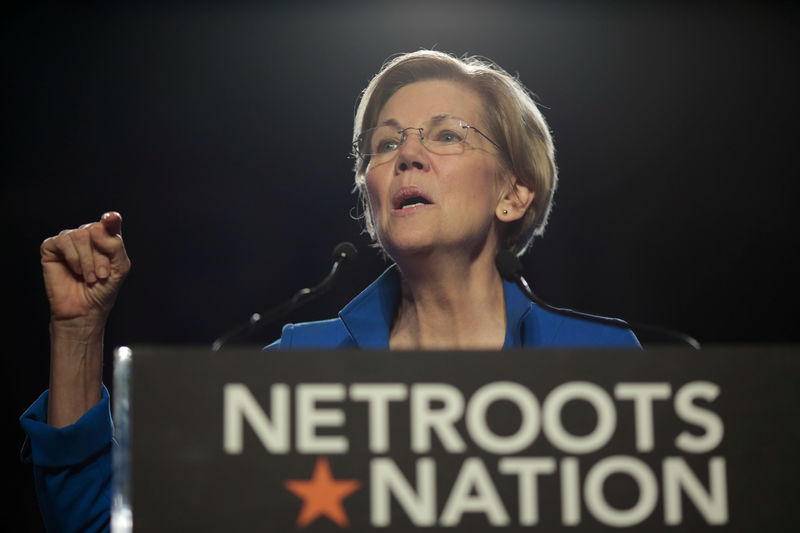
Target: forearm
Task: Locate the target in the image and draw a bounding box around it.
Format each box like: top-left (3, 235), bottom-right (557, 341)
top-left (47, 320), bottom-right (105, 428)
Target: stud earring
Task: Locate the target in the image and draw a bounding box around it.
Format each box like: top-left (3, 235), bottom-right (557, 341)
top-left (502, 209), bottom-right (508, 215)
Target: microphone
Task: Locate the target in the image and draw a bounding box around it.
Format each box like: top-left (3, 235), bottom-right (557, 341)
top-left (495, 250), bottom-right (700, 349)
top-left (211, 242), bottom-right (358, 351)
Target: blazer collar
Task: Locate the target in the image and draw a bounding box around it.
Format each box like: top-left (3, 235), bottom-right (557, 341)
top-left (338, 264), bottom-right (533, 349)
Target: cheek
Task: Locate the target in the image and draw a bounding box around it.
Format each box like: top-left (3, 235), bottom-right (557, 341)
top-left (364, 171), bottom-right (385, 216)
top-left (452, 161), bottom-right (503, 207)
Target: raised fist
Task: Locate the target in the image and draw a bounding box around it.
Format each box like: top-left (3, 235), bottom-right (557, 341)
top-left (40, 211), bottom-right (131, 325)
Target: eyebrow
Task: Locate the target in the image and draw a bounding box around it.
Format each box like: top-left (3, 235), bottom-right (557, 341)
top-left (378, 118), bottom-right (401, 128)
top-left (378, 113), bottom-right (454, 128)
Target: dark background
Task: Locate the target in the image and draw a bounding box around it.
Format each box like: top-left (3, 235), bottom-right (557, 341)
top-left (5, 1), bottom-right (798, 530)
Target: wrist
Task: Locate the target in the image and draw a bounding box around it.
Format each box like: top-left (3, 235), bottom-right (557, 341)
top-left (50, 315), bottom-right (107, 341)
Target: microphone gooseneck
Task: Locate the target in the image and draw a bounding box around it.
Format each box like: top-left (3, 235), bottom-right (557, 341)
top-left (211, 242), bottom-right (358, 351)
top-left (495, 250), bottom-right (700, 349)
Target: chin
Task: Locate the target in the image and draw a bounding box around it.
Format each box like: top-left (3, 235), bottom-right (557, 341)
top-left (379, 232), bottom-right (438, 262)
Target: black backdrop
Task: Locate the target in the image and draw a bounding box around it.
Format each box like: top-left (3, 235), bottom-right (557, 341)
top-left (6, 2), bottom-right (799, 531)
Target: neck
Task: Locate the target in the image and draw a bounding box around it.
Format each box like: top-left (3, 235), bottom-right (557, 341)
top-left (390, 250), bottom-right (507, 350)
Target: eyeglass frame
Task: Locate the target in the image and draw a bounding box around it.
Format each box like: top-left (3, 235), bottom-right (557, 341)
top-left (351, 115), bottom-right (503, 161)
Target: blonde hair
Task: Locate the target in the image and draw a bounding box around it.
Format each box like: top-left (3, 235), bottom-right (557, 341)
top-left (352, 50), bottom-right (558, 255)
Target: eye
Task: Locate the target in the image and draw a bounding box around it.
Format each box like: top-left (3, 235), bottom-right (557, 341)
top-left (434, 129), bottom-right (463, 144)
top-left (373, 138), bottom-right (400, 154)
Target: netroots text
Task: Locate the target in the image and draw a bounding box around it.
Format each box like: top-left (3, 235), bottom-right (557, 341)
top-left (222, 381), bottom-right (727, 527)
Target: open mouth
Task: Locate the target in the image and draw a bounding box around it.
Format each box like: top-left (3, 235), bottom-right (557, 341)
top-left (393, 187), bottom-right (433, 210)
top-left (398, 196), bottom-right (431, 209)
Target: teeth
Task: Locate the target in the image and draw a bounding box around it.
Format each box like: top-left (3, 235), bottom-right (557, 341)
top-left (401, 202), bottom-right (425, 209)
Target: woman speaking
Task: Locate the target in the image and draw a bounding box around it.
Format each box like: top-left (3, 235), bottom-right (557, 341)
top-left (270, 50), bottom-right (638, 350)
top-left (21, 50), bottom-right (639, 532)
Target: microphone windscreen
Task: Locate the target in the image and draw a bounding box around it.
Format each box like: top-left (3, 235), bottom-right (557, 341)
top-left (495, 249), bottom-right (524, 281)
top-left (332, 242), bottom-right (358, 264)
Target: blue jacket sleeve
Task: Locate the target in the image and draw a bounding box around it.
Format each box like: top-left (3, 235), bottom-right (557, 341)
top-left (20, 386), bottom-right (113, 533)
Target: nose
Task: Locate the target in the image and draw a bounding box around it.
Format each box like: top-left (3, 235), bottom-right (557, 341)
top-left (394, 131), bottom-right (430, 173)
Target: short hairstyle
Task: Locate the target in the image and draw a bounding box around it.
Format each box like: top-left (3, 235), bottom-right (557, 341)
top-left (352, 50), bottom-right (558, 255)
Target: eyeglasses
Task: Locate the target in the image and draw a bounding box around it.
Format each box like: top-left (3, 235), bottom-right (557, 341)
top-left (353, 115), bottom-right (502, 163)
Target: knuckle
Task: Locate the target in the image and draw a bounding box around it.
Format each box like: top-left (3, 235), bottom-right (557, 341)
top-left (88, 221), bottom-right (105, 236)
top-left (71, 228), bottom-right (90, 243)
top-left (42, 234), bottom-right (70, 256)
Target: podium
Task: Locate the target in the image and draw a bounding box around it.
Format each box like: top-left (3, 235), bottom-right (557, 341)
top-left (111, 346), bottom-right (799, 531)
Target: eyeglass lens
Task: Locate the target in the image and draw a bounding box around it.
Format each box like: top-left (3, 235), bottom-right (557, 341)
top-left (364, 117), bottom-right (469, 158)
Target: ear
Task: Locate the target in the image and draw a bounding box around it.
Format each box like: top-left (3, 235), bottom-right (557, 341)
top-left (496, 178), bottom-right (534, 222)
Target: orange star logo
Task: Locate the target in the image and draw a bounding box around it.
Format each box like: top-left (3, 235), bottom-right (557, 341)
top-left (284, 457), bottom-right (361, 527)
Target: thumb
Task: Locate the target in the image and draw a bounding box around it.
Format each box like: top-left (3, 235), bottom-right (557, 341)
top-left (100, 211), bottom-right (123, 236)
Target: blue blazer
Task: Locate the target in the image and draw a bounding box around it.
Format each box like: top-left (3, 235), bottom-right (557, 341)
top-left (268, 265), bottom-right (640, 349)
